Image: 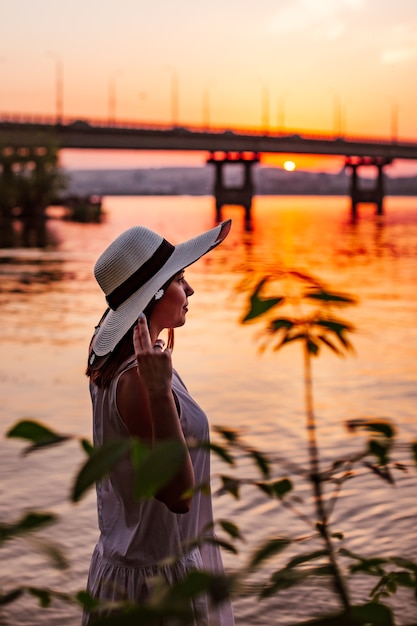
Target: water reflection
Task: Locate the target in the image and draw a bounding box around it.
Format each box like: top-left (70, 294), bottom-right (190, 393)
top-left (0, 217), bottom-right (60, 249)
top-left (0, 218), bottom-right (68, 294)
top-left (1, 196), bottom-right (417, 626)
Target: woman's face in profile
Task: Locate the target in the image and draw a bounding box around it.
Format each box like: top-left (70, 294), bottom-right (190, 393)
top-left (151, 271), bottom-right (194, 331)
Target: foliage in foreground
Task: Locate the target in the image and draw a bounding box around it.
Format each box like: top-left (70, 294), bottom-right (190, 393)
top-left (2, 270), bottom-right (417, 625)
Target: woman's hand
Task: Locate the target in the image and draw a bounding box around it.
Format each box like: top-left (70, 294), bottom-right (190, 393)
top-left (129, 313), bottom-right (194, 513)
top-left (133, 313), bottom-right (172, 397)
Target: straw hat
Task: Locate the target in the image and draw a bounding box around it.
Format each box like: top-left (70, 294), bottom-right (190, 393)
top-left (89, 219), bottom-right (232, 365)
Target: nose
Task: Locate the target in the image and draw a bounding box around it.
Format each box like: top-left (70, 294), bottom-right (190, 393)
top-left (185, 280), bottom-right (194, 297)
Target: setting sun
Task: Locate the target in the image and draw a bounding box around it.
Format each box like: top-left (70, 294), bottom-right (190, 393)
top-left (283, 160), bottom-right (296, 172)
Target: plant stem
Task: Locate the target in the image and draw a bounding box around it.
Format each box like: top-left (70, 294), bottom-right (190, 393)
top-left (303, 343), bottom-right (351, 612)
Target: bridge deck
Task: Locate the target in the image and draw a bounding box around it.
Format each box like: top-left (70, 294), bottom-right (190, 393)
top-left (1, 119), bottom-right (417, 160)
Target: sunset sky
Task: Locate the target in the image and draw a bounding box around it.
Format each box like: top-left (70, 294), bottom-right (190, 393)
top-left (1, 0), bottom-right (417, 172)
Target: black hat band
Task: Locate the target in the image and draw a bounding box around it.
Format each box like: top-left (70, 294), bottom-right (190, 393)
top-left (106, 239), bottom-right (175, 310)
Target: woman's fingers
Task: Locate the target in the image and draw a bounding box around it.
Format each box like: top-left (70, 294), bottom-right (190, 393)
top-left (133, 314), bottom-right (172, 389)
top-left (134, 313), bottom-right (152, 354)
top-left (134, 314), bottom-right (166, 354)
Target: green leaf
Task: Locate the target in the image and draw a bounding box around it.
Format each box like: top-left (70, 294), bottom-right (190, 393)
top-left (247, 447), bottom-right (270, 478)
top-left (200, 442), bottom-right (235, 465)
top-left (262, 565), bottom-right (333, 598)
top-left (285, 550), bottom-right (329, 569)
top-left (0, 588), bottom-right (23, 606)
top-left (315, 319), bottom-right (356, 355)
top-left (351, 602), bottom-right (394, 626)
top-left (411, 441), bottom-right (417, 467)
top-left (256, 478), bottom-right (293, 499)
top-left (315, 318), bottom-right (355, 334)
top-left (393, 571), bottom-right (414, 588)
top-left (0, 511), bottom-right (56, 545)
top-left (304, 289), bottom-right (356, 306)
top-left (165, 570), bottom-right (233, 606)
top-left (76, 590), bottom-right (101, 611)
top-left (307, 337), bottom-right (320, 355)
top-left (132, 440), bottom-right (186, 500)
top-left (317, 334), bottom-right (343, 355)
top-left (273, 331), bottom-right (307, 352)
top-left (345, 552), bottom-right (388, 576)
top-left (331, 532), bottom-right (344, 540)
top-left (242, 279), bottom-right (285, 322)
top-left (218, 519), bottom-right (244, 541)
top-left (389, 556), bottom-right (417, 573)
top-left (6, 419), bottom-right (70, 452)
top-left (272, 478), bottom-right (293, 498)
top-left (261, 567), bottom-right (305, 596)
top-left (170, 570), bottom-right (214, 597)
top-left (71, 439), bottom-right (131, 502)
top-left (368, 421), bottom-right (395, 439)
top-left (339, 548), bottom-right (390, 576)
top-left (334, 331), bottom-right (355, 353)
top-left (368, 439), bottom-right (391, 465)
top-left (346, 419), bottom-right (395, 439)
top-left (339, 547), bottom-right (361, 560)
top-left (269, 318), bottom-right (294, 333)
top-left (217, 475), bottom-right (241, 499)
top-left (206, 536), bottom-right (239, 555)
top-left (213, 426), bottom-right (240, 443)
top-left (364, 462), bottom-right (394, 485)
top-left (27, 587), bottom-right (52, 608)
top-left (249, 536), bottom-right (291, 568)
top-left (80, 438), bottom-right (94, 457)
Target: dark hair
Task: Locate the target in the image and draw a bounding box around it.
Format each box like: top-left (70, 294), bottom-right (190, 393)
top-left (86, 277), bottom-right (176, 388)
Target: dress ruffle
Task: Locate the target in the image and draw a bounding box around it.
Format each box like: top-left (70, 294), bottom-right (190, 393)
top-left (82, 545), bottom-right (211, 625)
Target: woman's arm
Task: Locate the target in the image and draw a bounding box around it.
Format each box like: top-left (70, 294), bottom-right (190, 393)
top-left (116, 316), bottom-right (195, 514)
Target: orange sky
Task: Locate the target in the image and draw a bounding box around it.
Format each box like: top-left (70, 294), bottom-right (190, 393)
top-left (1, 0), bottom-right (417, 174)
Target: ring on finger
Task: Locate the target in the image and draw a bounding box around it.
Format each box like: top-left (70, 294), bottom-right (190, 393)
top-left (154, 339), bottom-right (165, 350)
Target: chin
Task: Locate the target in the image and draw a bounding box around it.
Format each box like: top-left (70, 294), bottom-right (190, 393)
top-left (177, 315), bottom-right (187, 327)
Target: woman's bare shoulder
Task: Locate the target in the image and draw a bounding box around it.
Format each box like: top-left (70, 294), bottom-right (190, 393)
top-left (116, 366), bottom-right (153, 439)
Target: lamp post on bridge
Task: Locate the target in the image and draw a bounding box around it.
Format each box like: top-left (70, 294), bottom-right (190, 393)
top-left (277, 93), bottom-right (289, 134)
top-left (138, 91), bottom-right (147, 124)
top-left (341, 98), bottom-right (352, 138)
top-left (255, 78), bottom-right (270, 133)
top-left (331, 94), bottom-right (350, 138)
top-left (202, 81), bottom-right (216, 130)
top-left (332, 93), bottom-right (342, 138)
top-left (46, 51), bottom-right (63, 124)
top-left (390, 101), bottom-right (399, 143)
top-left (164, 66), bottom-right (179, 127)
top-left (108, 70), bottom-right (122, 125)
top-left (262, 83), bottom-right (270, 133)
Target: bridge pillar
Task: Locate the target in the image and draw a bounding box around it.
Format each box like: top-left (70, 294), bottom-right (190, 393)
top-left (345, 156), bottom-right (392, 218)
top-left (207, 152), bottom-right (260, 230)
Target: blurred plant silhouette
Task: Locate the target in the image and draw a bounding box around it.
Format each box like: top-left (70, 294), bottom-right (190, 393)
top-left (2, 270), bottom-right (417, 625)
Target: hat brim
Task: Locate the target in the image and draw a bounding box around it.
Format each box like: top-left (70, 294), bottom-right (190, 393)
top-left (89, 219), bottom-right (231, 361)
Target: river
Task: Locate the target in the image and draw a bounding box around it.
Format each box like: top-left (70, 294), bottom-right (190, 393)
top-left (1, 195), bottom-right (416, 625)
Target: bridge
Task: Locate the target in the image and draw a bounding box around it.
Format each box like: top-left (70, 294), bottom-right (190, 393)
top-left (1, 114), bottom-right (417, 224)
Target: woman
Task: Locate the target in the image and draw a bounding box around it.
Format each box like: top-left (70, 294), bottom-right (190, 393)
top-left (83, 219), bottom-right (234, 625)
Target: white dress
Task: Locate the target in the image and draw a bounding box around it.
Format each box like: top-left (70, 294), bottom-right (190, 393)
top-left (82, 359), bottom-right (235, 625)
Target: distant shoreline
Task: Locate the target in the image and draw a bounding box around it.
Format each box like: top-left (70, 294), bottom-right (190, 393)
top-left (64, 166), bottom-right (417, 198)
